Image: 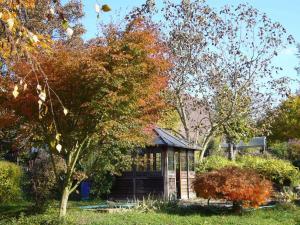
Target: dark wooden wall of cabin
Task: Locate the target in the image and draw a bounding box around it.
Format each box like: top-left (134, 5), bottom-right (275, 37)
top-left (110, 172), bottom-right (164, 199)
top-left (110, 147), bottom-right (165, 200)
top-left (109, 146), bottom-right (197, 200)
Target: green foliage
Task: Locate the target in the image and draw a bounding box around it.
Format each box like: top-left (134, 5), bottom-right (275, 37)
top-left (269, 141), bottom-right (300, 161)
top-left (0, 161), bottom-right (22, 203)
top-left (206, 136), bottom-right (224, 156)
top-left (82, 145), bottom-right (133, 198)
top-left (196, 155), bottom-right (238, 173)
top-left (269, 95), bottom-right (300, 142)
top-left (238, 156), bottom-right (300, 187)
top-left (269, 142), bottom-right (289, 159)
top-left (157, 108), bottom-right (181, 132)
top-left (287, 140), bottom-right (300, 160)
top-left (197, 156), bottom-right (300, 187)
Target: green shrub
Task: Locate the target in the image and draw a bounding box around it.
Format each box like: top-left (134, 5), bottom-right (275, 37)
top-left (197, 156), bottom-right (300, 187)
top-left (196, 155), bottom-right (238, 173)
top-left (0, 161), bottom-right (22, 203)
top-left (238, 156), bottom-right (300, 187)
top-left (269, 142), bottom-right (289, 159)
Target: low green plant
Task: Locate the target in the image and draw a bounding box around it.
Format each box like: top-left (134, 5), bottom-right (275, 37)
top-left (196, 155), bottom-right (238, 173)
top-left (135, 195), bottom-right (178, 212)
top-left (0, 161), bottom-right (23, 203)
top-left (269, 142), bottom-right (289, 159)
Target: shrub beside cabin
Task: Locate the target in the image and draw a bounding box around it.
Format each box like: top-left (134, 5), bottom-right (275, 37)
top-left (110, 128), bottom-right (198, 200)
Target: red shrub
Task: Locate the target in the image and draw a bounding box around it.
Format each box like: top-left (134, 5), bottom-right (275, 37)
top-left (193, 167), bottom-right (273, 208)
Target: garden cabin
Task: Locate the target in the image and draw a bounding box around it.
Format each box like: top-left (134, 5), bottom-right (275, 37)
top-left (110, 128), bottom-right (198, 200)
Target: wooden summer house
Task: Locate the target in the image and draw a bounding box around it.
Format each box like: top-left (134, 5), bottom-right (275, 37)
top-left (110, 127), bottom-right (198, 200)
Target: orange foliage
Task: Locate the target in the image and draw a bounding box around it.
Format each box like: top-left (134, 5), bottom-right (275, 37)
top-left (10, 18), bottom-right (170, 147)
top-left (193, 167), bottom-right (273, 208)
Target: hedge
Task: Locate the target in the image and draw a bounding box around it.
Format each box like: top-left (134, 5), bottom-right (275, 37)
top-left (196, 155), bottom-right (300, 187)
top-left (0, 161), bottom-right (23, 203)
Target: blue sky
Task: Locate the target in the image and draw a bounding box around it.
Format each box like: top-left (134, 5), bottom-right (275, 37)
top-left (80, 0), bottom-right (299, 92)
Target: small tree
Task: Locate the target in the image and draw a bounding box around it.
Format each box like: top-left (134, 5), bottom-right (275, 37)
top-left (193, 167), bottom-right (273, 211)
top-left (146, 1), bottom-right (294, 161)
top-left (4, 18), bottom-right (170, 217)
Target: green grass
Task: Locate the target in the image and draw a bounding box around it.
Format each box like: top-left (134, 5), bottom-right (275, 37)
top-left (0, 201), bottom-right (300, 225)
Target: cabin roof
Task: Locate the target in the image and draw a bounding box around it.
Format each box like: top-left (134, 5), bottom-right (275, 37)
top-left (153, 127), bottom-right (199, 150)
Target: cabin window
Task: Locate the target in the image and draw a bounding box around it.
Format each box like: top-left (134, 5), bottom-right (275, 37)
top-left (136, 152), bottom-right (161, 172)
top-left (168, 151), bottom-right (175, 171)
top-left (180, 151), bottom-right (188, 171)
top-left (188, 151), bottom-right (195, 171)
top-left (149, 153), bottom-right (154, 171)
top-left (155, 153), bottom-right (161, 171)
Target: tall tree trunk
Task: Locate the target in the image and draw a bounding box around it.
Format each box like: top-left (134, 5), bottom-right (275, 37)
top-left (199, 141), bottom-right (209, 162)
top-left (199, 133), bottom-right (213, 162)
top-left (59, 185), bottom-right (70, 218)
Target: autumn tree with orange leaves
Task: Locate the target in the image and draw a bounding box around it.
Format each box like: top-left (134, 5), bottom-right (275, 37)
top-left (193, 167), bottom-right (273, 211)
top-left (3, 18), bottom-right (170, 217)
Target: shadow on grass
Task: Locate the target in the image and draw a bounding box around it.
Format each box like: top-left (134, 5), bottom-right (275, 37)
top-left (0, 200), bottom-right (105, 220)
top-left (157, 202), bottom-right (281, 217)
top-left (0, 202), bottom-right (35, 219)
top-left (158, 204), bottom-right (240, 217)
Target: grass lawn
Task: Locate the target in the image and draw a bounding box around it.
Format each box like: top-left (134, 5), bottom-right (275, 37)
top-left (0, 201), bottom-right (300, 225)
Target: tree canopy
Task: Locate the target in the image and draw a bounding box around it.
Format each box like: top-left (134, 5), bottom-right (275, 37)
top-left (268, 95), bottom-right (300, 142)
top-left (1, 18), bottom-right (170, 217)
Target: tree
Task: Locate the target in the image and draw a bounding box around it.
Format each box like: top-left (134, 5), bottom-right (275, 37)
top-left (267, 95), bottom-right (300, 160)
top-left (268, 95), bottom-right (300, 142)
top-left (193, 167), bottom-right (273, 211)
top-left (155, 1), bottom-right (293, 161)
top-left (5, 18), bottom-right (170, 217)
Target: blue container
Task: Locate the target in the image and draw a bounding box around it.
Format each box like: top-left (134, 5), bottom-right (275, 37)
top-left (80, 180), bottom-right (91, 200)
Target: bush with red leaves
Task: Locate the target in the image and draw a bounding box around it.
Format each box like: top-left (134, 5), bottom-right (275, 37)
top-left (193, 167), bottom-right (273, 208)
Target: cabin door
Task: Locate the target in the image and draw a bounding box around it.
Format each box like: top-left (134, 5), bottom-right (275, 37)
top-left (175, 151), bottom-right (181, 199)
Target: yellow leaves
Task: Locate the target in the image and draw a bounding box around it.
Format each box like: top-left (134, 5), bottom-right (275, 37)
top-left (12, 80), bottom-right (28, 98)
top-left (38, 89), bottom-right (46, 102)
top-left (12, 85), bottom-right (19, 98)
top-left (95, 3), bottom-right (111, 14)
top-left (6, 18), bottom-right (14, 30)
top-left (50, 140), bottom-right (56, 148)
top-left (56, 133), bottom-right (62, 141)
top-left (95, 4), bottom-right (101, 13)
top-left (101, 4), bottom-right (111, 12)
top-left (56, 143), bottom-right (62, 152)
top-left (23, 83), bottom-right (28, 91)
top-left (63, 107), bottom-right (69, 116)
top-left (50, 133), bottom-right (62, 153)
top-left (37, 84), bottom-right (42, 91)
top-left (28, 32), bottom-right (39, 43)
top-left (49, 8), bottom-right (55, 16)
top-left (38, 99), bottom-right (42, 109)
top-left (66, 27), bottom-right (74, 38)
